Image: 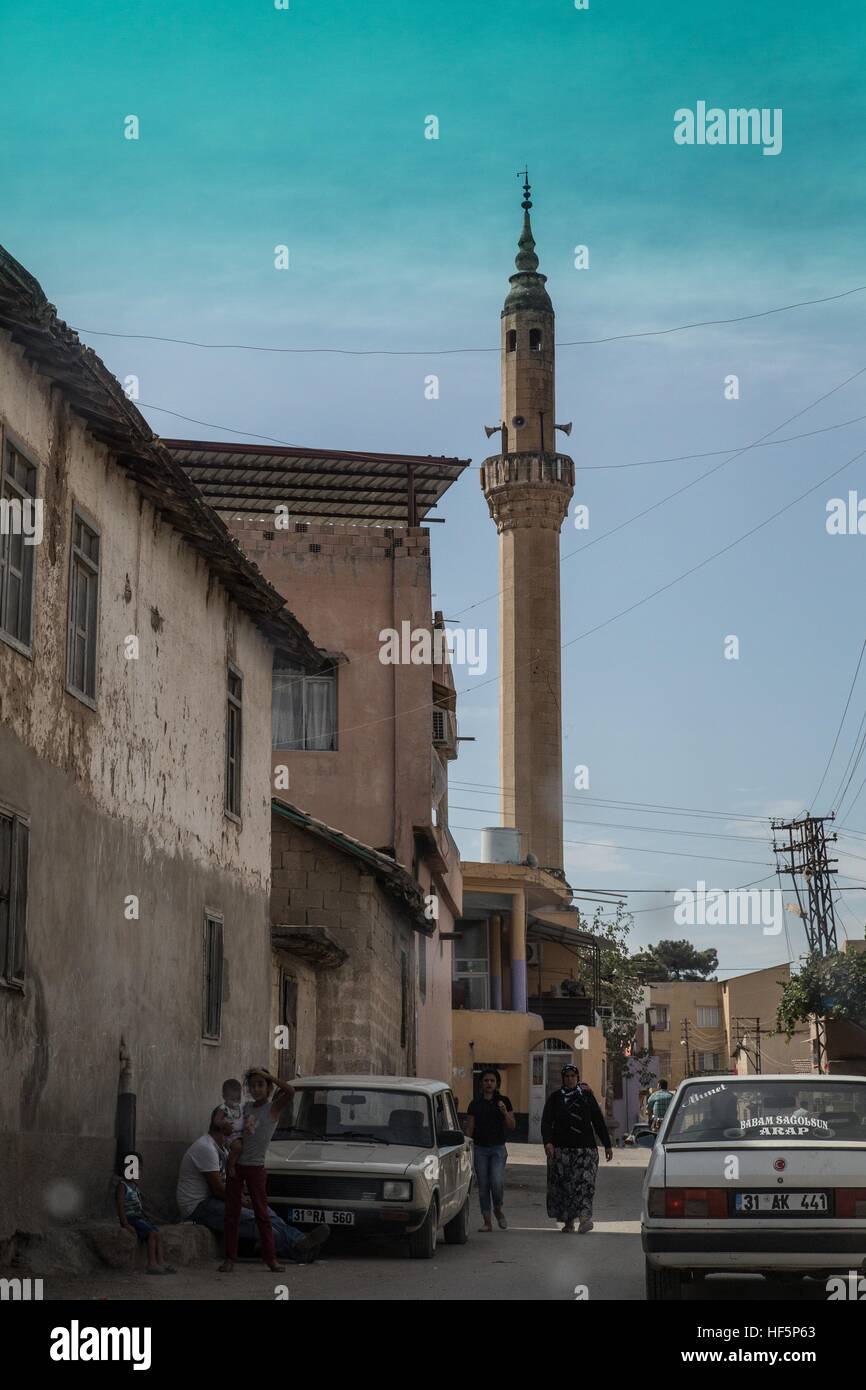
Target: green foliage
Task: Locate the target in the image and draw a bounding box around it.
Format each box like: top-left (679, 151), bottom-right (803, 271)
top-left (632, 939), bottom-right (718, 982)
top-left (573, 905), bottom-right (644, 1083)
top-left (776, 951), bottom-right (866, 1038)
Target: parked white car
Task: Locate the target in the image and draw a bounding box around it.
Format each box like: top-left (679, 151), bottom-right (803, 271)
top-left (264, 1076), bottom-right (473, 1258)
top-left (641, 1074), bottom-right (866, 1298)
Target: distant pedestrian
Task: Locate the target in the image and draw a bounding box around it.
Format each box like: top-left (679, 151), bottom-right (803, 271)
top-left (116, 1153), bottom-right (176, 1274)
top-left (646, 1079), bottom-right (674, 1133)
top-left (464, 1068), bottom-right (515, 1232)
top-left (219, 1067), bottom-right (295, 1274)
top-left (541, 1065), bottom-right (612, 1234)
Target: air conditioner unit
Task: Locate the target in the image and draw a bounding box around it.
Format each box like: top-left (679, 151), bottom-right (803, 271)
top-left (526, 942), bottom-right (543, 966)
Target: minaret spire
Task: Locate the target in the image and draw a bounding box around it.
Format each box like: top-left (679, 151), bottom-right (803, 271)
top-left (514, 169), bottom-right (539, 273)
top-left (479, 177), bottom-right (575, 880)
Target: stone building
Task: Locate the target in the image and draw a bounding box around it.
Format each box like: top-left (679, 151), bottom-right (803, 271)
top-left (166, 440), bottom-right (467, 1083)
top-left (0, 246), bottom-right (322, 1245)
top-left (269, 801), bottom-right (435, 1077)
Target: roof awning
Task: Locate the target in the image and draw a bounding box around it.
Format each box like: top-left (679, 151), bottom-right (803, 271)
top-left (165, 439), bottom-right (469, 525)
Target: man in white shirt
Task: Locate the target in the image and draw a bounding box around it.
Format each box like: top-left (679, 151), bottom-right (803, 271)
top-left (177, 1109), bottom-right (328, 1262)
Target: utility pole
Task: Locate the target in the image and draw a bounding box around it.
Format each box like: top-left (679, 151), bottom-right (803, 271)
top-left (772, 814), bottom-right (839, 1072)
top-left (681, 1018), bottom-right (692, 1079)
top-left (733, 1016), bottom-right (763, 1073)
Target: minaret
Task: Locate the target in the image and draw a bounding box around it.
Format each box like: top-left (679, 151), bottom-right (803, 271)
top-left (481, 174), bottom-right (574, 874)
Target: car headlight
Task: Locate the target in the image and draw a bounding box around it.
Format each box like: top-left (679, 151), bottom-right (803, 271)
top-left (382, 1181), bottom-right (412, 1201)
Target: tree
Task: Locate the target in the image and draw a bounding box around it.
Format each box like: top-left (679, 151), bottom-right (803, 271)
top-left (776, 951), bottom-right (866, 1038)
top-left (572, 905), bottom-right (647, 1095)
top-left (632, 939), bottom-right (718, 982)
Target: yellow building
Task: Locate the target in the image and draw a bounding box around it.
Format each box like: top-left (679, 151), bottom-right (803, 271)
top-left (645, 964), bottom-right (811, 1087)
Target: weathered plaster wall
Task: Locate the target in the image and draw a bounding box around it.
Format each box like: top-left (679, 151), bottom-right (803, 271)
top-left (0, 330), bottom-right (275, 1238)
top-left (0, 331), bottom-right (273, 884)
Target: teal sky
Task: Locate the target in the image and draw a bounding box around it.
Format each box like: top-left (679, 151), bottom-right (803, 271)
top-left (3, 0), bottom-right (866, 977)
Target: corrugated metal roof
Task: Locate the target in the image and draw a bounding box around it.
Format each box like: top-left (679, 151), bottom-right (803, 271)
top-left (165, 439), bottom-right (469, 525)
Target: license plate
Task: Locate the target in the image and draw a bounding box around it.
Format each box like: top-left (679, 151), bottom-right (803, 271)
top-left (735, 1191), bottom-right (828, 1214)
top-left (290, 1207), bottom-right (355, 1226)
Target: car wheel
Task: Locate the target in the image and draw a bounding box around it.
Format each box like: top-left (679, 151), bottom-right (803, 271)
top-left (443, 1195), bottom-right (470, 1246)
top-left (408, 1199), bottom-right (439, 1259)
top-left (645, 1259), bottom-right (684, 1300)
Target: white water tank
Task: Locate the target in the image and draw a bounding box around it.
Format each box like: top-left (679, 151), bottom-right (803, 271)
top-left (480, 826), bottom-right (522, 864)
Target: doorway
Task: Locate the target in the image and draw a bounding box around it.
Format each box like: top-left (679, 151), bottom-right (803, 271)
top-left (528, 1039), bottom-right (574, 1142)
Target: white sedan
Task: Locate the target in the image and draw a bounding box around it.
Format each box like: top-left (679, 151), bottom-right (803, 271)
top-left (641, 1074), bottom-right (866, 1299)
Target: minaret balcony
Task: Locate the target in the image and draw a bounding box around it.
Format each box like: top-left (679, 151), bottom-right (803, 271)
top-left (480, 452), bottom-right (574, 532)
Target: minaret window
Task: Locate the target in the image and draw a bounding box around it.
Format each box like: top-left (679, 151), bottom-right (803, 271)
top-left (529, 328), bottom-right (542, 351)
top-left (506, 328), bottom-right (517, 353)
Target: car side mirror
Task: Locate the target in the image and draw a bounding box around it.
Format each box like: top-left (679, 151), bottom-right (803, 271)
top-left (636, 1131), bottom-right (657, 1149)
top-left (437, 1129), bottom-right (467, 1147)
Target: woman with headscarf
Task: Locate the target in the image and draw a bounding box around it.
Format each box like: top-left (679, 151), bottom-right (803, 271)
top-left (541, 1064), bottom-right (613, 1233)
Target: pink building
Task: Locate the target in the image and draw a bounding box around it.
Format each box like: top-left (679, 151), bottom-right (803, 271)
top-left (168, 440), bottom-right (468, 1082)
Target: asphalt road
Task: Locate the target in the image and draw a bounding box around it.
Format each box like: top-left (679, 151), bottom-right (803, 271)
top-left (44, 1145), bottom-right (837, 1301)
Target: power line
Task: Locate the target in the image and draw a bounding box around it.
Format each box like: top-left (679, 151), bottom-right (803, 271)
top-left (309, 437), bottom-right (866, 743)
top-left (447, 799), bottom-right (771, 846)
top-left (70, 282), bottom-right (866, 358)
top-left (448, 819), bottom-right (772, 867)
top-left (810, 636), bottom-right (866, 811)
top-left (133, 399), bottom-right (866, 474)
top-left (450, 779), bottom-right (774, 825)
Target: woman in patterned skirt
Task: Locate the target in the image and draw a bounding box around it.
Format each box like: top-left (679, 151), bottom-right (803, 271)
top-left (541, 1064), bottom-right (613, 1233)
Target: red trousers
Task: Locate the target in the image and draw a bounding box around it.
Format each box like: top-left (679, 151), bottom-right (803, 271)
top-left (224, 1164), bottom-right (276, 1265)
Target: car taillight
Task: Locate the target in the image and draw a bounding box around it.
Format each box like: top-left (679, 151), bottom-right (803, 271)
top-left (649, 1187), bottom-right (728, 1218)
top-left (836, 1188), bottom-right (866, 1218)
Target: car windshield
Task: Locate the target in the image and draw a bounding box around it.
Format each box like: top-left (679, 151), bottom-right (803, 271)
top-left (275, 1088), bottom-right (434, 1147)
top-left (666, 1079), bottom-right (866, 1145)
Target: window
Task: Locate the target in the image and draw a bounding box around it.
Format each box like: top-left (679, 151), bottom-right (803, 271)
top-left (697, 1006), bottom-right (721, 1029)
top-left (272, 655), bottom-right (337, 751)
top-left (225, 667), bottom-right (242, 818)
top-left (697, 1051), bottom-right (721, 1071)
top-left (650, 1005), bottom-right (669, 1032)
top-left (202, 913), bottom-right (224, 1040)
top-left (506, 328), bottom-right (516, 352)
top-left (434, 1089), bottom-right (460, 1137)
top-left (452, 921), bottom-right (489, 1010)
top-left (400, 950), bottom-right (409, 1048)
top-left (67, 509), bottom-right (100, 702)
top-left (278, 972), bottom-right (297, 1081)
top-left (0, 809), bottom-right (28, 985)
top-left (529, 328), bottom-right (542, 351)
top-left (655, 1050), bottom-right (671, 1075)
top-left (418, 933), bottom-right (427, 1002)
top-left (0, 441), bottom-right (38, 651)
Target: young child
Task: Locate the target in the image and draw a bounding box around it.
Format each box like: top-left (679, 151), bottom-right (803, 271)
top-left (216, 1077), bottom-right (246, 1152)
top-left (219, 1067), bottom-right (295, 1273)
top-left (116, 1154), bottom-right (176, 1275)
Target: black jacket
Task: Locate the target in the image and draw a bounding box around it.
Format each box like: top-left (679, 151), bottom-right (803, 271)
top-left (540, 1086), bottom-right (611, 1150)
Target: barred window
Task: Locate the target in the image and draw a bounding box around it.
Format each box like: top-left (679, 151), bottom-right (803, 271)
top-left (0, 441), bottom-right (38, 650)
top-left (202, 913), bottom-right (224, 1040)
top-left (225, 667), bottom-right (243, 818)
top-left (67, 509), bottom-right (100, 702)
top-left (0, 809), bottom-right (29, 986)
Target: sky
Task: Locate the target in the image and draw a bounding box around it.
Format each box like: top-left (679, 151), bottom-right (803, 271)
top-left (3, 0), bottom-right (866, 978)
